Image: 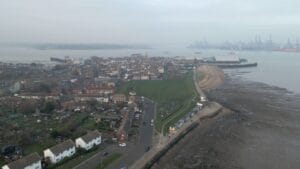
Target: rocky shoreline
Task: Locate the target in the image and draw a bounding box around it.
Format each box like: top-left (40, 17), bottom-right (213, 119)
top-left (154, 73), bottom-right (300, 169)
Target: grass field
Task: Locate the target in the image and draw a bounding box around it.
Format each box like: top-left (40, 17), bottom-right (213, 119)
top-left (119, 71), bottom-right (198, 134)
top-left (0, 158), bottom-right (5, 167)
top-left (55, 147), bottom-right (103, 169)
top-left (95, 153), bottom-right (122, 169)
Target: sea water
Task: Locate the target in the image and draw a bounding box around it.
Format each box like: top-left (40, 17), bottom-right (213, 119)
top-left (0, 46), bottom-right (299, 94)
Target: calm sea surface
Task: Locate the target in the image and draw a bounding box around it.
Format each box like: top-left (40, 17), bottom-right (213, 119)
top-left (0, 46), bottom-right (299, 94)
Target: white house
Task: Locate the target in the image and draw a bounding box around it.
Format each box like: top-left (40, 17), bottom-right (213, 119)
top-left (2, 153), bottom-right (41, 169)
top-left (43, 139), bottom-right (76, 164)
top-left (75, 130), bottom-right (101, 150)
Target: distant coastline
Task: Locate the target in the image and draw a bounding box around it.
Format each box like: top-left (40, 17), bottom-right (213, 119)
top-left (4, 43), bottom-right (152, 50)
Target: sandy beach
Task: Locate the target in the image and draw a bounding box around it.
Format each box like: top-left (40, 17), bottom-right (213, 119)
top-left (197, 65), bottom-right (224, 91)
top-left (154, 67), bottom-right (300, 169)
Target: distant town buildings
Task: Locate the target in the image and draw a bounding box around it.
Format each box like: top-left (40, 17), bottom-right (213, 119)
top-left (188, 36), bottom-right (300, 52)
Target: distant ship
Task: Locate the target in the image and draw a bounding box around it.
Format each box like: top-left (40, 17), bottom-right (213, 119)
top-left (217, 62), bottom-right (258, 68)
top-left (200, 56), bottom-right (257, 68)
top-left (50, 57), bottom-right (65, 63)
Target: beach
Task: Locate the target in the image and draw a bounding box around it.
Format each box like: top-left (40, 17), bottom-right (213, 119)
top-left (154, 67), bottom-right (300, 169)
top-left (197, 65), bottom-right (224, 92)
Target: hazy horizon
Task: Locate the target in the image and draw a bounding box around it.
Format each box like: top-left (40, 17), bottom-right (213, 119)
top-left (1, 0), bottom-right (300, 46)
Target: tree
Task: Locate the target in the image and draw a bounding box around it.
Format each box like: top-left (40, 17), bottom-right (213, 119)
top-left (41, 101), bottom-right (55, 114)
top-left (39, 83), bottom-right (51, 93)
top-left (17, 100), bottom-right (36, 114)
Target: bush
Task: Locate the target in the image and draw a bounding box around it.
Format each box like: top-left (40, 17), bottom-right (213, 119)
top-left (41, 101), bottom-right (55, 114)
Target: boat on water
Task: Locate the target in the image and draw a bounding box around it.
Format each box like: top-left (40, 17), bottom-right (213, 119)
top-left (50, 57), bottom-right (65, 63)
top-left (217, 62), bottom-right (258, 68)
top-left (199, 56), bottom-right (257, 68)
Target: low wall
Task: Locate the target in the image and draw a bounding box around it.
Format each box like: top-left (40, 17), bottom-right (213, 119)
top-left (143, 122), bottom-right (199, 169)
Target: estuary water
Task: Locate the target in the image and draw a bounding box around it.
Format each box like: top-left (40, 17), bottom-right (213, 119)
top-left (199, 50), bottom-right (300, 94)
top-left (0, 46), bottom-right (299, 94)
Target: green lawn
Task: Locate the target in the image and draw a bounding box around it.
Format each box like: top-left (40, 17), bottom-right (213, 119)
top-left (21, 113), bottom-right (98, 156)
top-left (162, 99), bottom-right (196, 134)
top-left (0, 158), bottom-right (5, 167)
top-left (119, 71), bottom-right (198, 134)
top-left (23, 140), bottom-right (56, 155)
top-left (95, 153), bottom-right (122, 169)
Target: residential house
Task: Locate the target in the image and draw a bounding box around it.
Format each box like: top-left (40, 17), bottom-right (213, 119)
top-left (75, 130), bottom-right (101, 150)
top-left (111, 94), bottom-right (127, 103)
top-left (2, 153), bottom-right (41, 169)
top-left (85, 85), bottom-right (114, 95)
top-left (43, 140), bottom-right (76, 164)
top-left (141, 75), bottom-right (149, 80)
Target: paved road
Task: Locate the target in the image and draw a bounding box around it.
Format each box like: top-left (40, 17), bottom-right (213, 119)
top-left (73, 143), bottom-right (115, 169)
top-left (193, 68), bottom-right (206, 97)
top-left (107, 97), bottom-right (155, 169)
top-left (73, 97), bottom-right (155, 169)
top-left (139, 97), bottom-right (155, 148)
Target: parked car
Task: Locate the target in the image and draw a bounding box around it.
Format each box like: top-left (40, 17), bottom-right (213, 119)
top-left (102, 151), bottom-right (109, 156)
top-left (119, 143), bottom-right (126, 147)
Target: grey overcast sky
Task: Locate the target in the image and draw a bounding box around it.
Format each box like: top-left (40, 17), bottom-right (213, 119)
top-left (1, 0), bottom-right (300, 45)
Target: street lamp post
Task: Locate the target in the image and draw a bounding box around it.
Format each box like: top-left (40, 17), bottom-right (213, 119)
top-left (100, 155), bottom-right (103, 168)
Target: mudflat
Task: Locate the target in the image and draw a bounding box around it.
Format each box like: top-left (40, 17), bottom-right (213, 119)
top-left (154, 74), bottom-right (300, 169)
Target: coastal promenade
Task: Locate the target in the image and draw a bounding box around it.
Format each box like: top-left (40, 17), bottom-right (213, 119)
top-left (129, 102), bottom-right (223, 169)
top-left (130, 65), bottom-right (224, 169)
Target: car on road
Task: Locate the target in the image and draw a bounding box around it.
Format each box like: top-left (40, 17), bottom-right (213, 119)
top-left (145, 146), bottom-right (151, 152)
top-left (119, 143), bottom-right (126, 147)
top-left (102, 151), bottom-right (109, 156)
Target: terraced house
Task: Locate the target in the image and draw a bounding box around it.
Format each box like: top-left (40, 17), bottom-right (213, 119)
top-left (43, 140), bottom-right (76, 164)
top-left (2, 153), bottom-right (41, 169)
top-left (75, 130), bottom-right (102, 150)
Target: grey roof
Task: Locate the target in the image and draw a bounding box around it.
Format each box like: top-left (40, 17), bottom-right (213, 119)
top-left (80, 130), bottom-right (101, 143)
top-left (6, 153), bottom-right (41, 169)
top-left (48, 139), bottom-right (75, 156)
